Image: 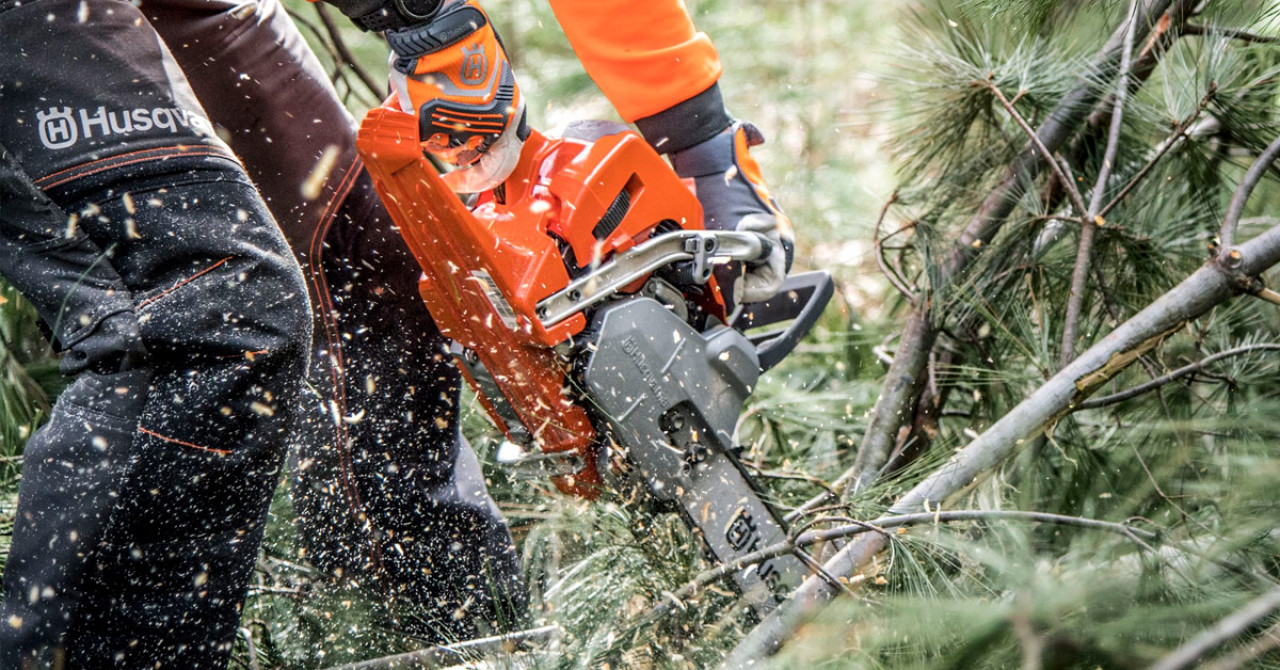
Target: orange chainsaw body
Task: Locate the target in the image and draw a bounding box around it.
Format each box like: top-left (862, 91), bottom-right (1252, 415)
top-left (355, 99), bottom-right (727, 497)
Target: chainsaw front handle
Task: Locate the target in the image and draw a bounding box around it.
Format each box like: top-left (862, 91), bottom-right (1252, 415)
top-left (732, 270), bottom-right (835, 372)
top-left (535, 229), bottom-right (770, 328)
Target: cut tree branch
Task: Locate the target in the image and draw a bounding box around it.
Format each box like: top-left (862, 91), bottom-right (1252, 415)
top-left (722, 144), bottom-right (1280, 668)
top-left (1145, 586), bottom-right (1280, 670)
top-left (1076, 343), bottom-right (1280, 409)
top-left (831, 0), bottom-right (1197, 502)
top-left (645, 510), bottom-right (1158, 621)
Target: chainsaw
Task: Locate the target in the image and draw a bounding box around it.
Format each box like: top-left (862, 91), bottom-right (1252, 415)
top-left (355, 101), bottom-right (833, 615)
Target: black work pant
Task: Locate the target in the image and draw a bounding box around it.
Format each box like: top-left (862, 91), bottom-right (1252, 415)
top-left (139, 0), bottom-right (526, 643)
top-left (0, 0), bottom-right (313, 666)
top-left (0, 0), bottom-right (522, 666)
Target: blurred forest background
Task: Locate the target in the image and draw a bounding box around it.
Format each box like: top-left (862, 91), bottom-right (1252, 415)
top-left (4, 1), bottom-right (1280, 668)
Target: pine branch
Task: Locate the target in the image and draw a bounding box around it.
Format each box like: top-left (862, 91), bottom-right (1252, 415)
top-left (832, 0), bottom-right (1197, 503)
top-left (1060, 0), bottom-right (1140, 369)
top-left (880, 114), bottom-right (1149, 481)
top-left (1220, 135), bottom-right (1280, 249)
top-left (984, 81), bottom-right (1091, 218)
top-left (722, 155), bottom-right (1280, 666)
top-left (1098, 88), bottom-right (1218, 219)
top-left (1145, 586), bottom-right (1280, 670)
top-left (1033, 62), bottom-right (1215, 259)
top-left (1183, 23), bottom-right (1280, 44)
top-left (1076, 343), bottom-right (1280, 409)
top-left (875, 0), bottom-right (1204, 485)
top-left (645, 510), bottom-right (1158, 621)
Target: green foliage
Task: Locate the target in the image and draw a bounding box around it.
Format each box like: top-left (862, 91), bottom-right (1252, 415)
top-left (0, 282), bottom-right (57, 572)
top-left (825, 1), bottom-right (1280, 668)
top-left (4, 1), bottom-right (1280, 668)
top-left (0, 283), bottom-right (56, 461)
top-left (888, 12), bottom-right (1079, 182)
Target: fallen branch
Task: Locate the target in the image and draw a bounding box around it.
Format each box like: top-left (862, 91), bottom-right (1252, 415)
top-left (321, 625), bottom-right (562, 670)
top-left (646, 510), bottom-right (1158, 621)
top-left (1199, 621), bottom-right (1280, 670)
top-left (1076, 343), bottom-right (1280, 409)
top-left (835, 0), bottom-right (1197, 500)
top-left (722, 149), bottom-right (1280, 667)
top-left (1145, 586), bottom-right (1280, 670)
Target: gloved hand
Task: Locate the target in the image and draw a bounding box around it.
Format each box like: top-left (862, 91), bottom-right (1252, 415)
top-left (670, 121), bottom-right (795, 303)
top-left (383, 0), bottom-right (527, 192)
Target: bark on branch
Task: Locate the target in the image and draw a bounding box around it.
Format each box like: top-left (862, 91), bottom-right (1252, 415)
top-left (1221, 135), bottom-right (1280, 249)
top-left (1060, 0), bottom-right (1140, 369)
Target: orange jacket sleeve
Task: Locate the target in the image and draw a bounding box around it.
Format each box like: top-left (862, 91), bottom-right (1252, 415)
top-left (546, 0), bottom-right (722, 122)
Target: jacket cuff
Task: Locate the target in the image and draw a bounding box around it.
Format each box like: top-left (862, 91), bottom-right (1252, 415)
top-left (322, 0), bottom-right (440, 32)
top-left (634, 82), bottom-right (732, 155)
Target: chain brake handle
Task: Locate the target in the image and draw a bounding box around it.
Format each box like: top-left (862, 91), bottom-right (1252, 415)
top-left (732, 270), bottom-right (834, 372)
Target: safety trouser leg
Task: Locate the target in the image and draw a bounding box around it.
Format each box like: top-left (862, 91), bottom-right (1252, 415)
top-left (52, 162), bottom-right (310, 669)
top-left (0, 147), bottom-right (153, 668)
top-left (1, 368), bottom-right (153, 669)
top-left (0, 147), bottom-right (312, 668)
top-left (0, 0), bottom-right (312, 662)
top-left (141, 0), bottom-right (528, 641)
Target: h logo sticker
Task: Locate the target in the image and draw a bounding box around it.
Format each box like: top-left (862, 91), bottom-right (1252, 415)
top-left (460, 44), bottom-right (487, 85)
top-left (37, 107), bottom-right (79, 149)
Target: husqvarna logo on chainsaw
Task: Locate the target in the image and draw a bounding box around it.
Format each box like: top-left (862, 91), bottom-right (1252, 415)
top-left (460, 44), bottom-right (487, 85)
top-left (37, 107), bottom-right (78, 150)
top-left (35, 105), bottom-right (214, 150)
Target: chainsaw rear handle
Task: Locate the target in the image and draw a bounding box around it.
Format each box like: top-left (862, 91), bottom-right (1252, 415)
top-left (732, 270), bottom-right (834, 372)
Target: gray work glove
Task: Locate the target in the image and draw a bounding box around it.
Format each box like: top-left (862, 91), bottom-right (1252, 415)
top-left (670, 121), bottom-right (795, 304)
